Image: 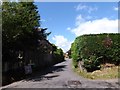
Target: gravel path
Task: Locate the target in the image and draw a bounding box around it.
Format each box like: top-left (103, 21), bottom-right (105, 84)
top-left (1, 58), bottom-right (119, 89)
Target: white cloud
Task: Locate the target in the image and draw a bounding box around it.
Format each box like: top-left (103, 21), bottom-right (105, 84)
top-left (52, 35), bottom-right (72, 52)
top-left (67, 27), bottom-right (71, 31)
top-left (113, 7), bottom-right (118, 11)
top-left (71, 18), bottom-right (118, 36)
top-left (76, 14), bottom-right (85, 26)
top-left (75, 4), bottom-right (97, 13)
top-left (88, 7), bottom-right (97, 13)
top-left (76, 4), bottom-right (87, 11)
top-left (86, 15), bottom-right (93, 20)
top-left (75, 14), bottom-right (93, 26)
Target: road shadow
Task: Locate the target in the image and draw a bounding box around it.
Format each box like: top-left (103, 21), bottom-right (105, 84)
top-left (24, 62), bottom-right (67, 82)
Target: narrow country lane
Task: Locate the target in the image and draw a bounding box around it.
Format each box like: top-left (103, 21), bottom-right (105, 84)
top-left (1, 59), bottom-right (119, 89)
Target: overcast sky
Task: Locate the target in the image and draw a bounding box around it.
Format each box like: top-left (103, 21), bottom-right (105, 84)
top-left (34, 2), bottom-right (118, 52)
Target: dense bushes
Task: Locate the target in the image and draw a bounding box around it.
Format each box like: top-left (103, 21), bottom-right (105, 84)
top-left (52, 44), bottom-right (64, 64)
top-left (71, 33), bottom-right (120, 72)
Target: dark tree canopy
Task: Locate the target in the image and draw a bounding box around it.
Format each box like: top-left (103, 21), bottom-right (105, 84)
top-left (2, 1), bottom-right (50, 62)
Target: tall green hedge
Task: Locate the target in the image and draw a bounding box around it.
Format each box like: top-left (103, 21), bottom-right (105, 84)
top-left (71, 33), bottom-right (120, 72)
top-left (52, 44), bottom-right (64, 64)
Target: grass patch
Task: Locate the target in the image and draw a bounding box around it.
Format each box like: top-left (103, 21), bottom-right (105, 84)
top-left (73, 66), bottom-right (120, 80)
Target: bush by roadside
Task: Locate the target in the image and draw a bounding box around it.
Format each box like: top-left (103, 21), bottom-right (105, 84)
top-left (71, 33), bottom-right (120, 72)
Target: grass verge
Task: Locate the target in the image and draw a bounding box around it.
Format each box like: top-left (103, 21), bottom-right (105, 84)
top-left (73, 66), bottom-right (120, 80)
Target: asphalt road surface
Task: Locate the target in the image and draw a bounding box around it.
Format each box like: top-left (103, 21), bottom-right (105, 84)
top-left (1, 58), bottom-right (119, 89)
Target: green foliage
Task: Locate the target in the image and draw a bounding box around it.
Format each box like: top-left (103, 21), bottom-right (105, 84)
top-left (2, 2), bottom-right (40, 42)
top-left (83, 56), bottom-right (102, 72)
top-left (52, 44), bottom-right (64, 64)
top-left (2, 1), bottom-right (50, 63)
top-left (71, 33), bottom-right (120, 72)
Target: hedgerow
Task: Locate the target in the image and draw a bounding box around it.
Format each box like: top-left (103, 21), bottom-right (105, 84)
top-left (71, 33), bottom-right (120, 72)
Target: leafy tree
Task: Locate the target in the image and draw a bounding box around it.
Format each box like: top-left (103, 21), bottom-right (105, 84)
top-left (2, 1), bottom-right (50, 64)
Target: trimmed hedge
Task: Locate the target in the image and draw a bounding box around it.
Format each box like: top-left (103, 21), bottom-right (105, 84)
top-left (71, 33), bottom-right (120, 72)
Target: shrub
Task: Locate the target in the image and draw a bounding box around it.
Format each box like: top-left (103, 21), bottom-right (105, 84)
top-left (71, 33), bottom-right (120, 72)
top-left (83, 56), bottom-right (102, 72)
top-left (52, 44), bottom-right (64, 64)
